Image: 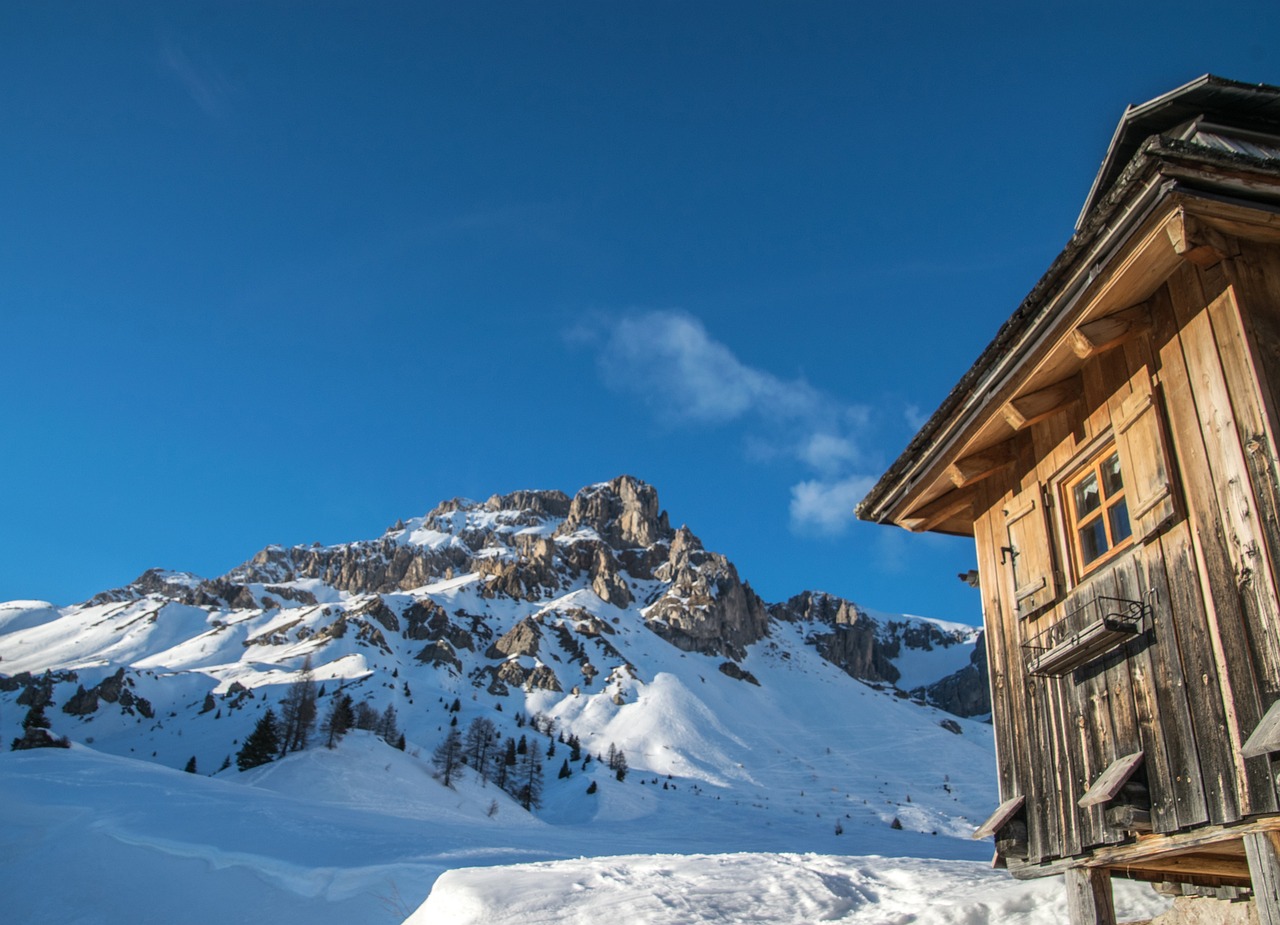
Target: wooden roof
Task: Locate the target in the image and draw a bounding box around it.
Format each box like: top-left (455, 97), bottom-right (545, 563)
top-left (856, 76), bottom-right (1280, 534)
top-left (1077, 75), bottom-right (1280, 230)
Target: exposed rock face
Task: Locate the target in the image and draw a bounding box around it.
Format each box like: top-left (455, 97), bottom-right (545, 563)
top-left (349, 596), bottom-right (400, 633)
top-left (62, 684), bottom-right (99, 716)
top-left (525, 664), bottom-right (562, 692)
top-left (647, 528), bottom-right (770, 660)
top-left (914, 630), bottom-right (991, 718)
top-left (223, 539), bottom-right (470, 597)
top-left (486, 618), bottom-right (542, 659)
top-left (771, 592), bottom-right (899, 685)
top-left (416, 640), bottom-right (462, 673)
top-left (718, 662), bottom-right (760, 686)
top-left (589, 546), bottom-right (632, 608)
top-left (557, 476), bottom-right (673, 548)
top-left (483, 490), bottom-right (571, 519)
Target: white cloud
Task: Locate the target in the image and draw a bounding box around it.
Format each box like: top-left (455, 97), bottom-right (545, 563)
top-left (582, 310), bottom-right (881, 537)
top-left (904, 403), bottom-right (929, 432)
top-left (596, 311), bottom-right (824, 424)
top-left (789, 476), bottom-right (876, 536)
top-left (799, 432), bottom-right (862, 475)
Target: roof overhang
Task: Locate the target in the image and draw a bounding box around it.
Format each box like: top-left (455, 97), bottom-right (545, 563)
top-left (857, 135), bottom-right (1280, 536)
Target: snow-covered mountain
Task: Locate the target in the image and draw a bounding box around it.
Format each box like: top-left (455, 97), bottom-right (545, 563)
top-left (1, 475), bottom-right (1010, 924)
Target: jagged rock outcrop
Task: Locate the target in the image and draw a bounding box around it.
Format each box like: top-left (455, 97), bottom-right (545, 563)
top-left (771, 592), bottom-right (899, 685)
top-left (416, 640), bottom-right (462, 673)
top-left (589, 545), bottom-right (632, 607)
top-left (557, 476), bottom-right (673, 549)
top-left (647, 529), bottom-right (770, 660)
top-left (914, 630), bottom-right (991, 718)
top-left (486, 618), bottom-right (542, 659)
top-left (224, 538), bottom-right (470, 597)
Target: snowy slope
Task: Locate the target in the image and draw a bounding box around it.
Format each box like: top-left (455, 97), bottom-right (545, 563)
top-left (0, 476), bottom-right (1008, 924)
top-left (1, 743), bottom-right (1171, 925)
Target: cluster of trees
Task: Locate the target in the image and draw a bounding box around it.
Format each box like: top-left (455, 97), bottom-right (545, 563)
top-left (432, 717), bottom-right (545, 810)
top-left (431, 711), bottom-right (634, 809)
top-left (235, 657), bottom-right (403, 771)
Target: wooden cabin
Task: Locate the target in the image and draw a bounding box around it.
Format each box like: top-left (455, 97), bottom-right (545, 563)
top-left (857, 75), bottom-right (1280, 924)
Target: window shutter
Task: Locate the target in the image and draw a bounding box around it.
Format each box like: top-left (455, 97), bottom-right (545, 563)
top-left (1004, 483), bottom-right (1059, 619)
top-left (1110, 376), bottom-right (1176, 540)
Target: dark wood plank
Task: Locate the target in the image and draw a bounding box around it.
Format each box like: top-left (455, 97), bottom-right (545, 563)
top-left (1168, 261), bottom-right (1276, 817)
top-left (1065, 867), bottom-right (1117, 925)
top-left (1245, 831), bottom-right (1280, 925)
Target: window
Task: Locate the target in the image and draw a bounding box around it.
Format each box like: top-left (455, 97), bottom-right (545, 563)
top-left (1064, 444), bottom-right (1133, 575)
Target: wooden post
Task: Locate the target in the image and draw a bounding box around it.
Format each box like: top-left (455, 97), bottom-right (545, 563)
top-left (1244, 831), bottom-right (1280, 925)
top-left (1065, 867), bottom-right (1116, 925)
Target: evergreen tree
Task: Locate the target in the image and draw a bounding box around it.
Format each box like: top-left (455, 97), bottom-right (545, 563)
top-left (449, 697), bottom-right (461, 713)
top-left (517, 734), bottom-right (527, 755)
top-left (395, 732), bottom-right (406, 751)
top-left (354, 701), bottom-right (379, 731)
top-left (546, 737), bottom-right (556, 758)
top-left (568, 734), bottom-right (581, 761)
top-left (586, 780), bottom-right (597, 795)
top-left (495, 737), bottom-right (517, 792)
top-left (184, 756), bottom-right (198, 774)
top-left (614, 748), bottom-right (628, 782)
top-left (218, 755), bottom-right (232, 773)
top-left (278, 656), bottom-right (317, 756)
top-left (558, 758), bottom-right (571, 780)
top-left (237, 709), bottom-right (280, 771)
top-left (10, 702), bottom-right (69, 751)
top-left (606, 742), bottom-right (618, 770)
top-left (431, 727), bottom-right (464, 787)
top-left (322, 694), bottom-right (355, 748)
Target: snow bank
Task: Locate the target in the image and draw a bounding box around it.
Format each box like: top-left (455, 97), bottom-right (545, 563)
top-left (409, 852), bottom-right (1172, 925)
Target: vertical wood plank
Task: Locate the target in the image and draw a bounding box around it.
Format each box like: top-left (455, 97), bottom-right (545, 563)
top-left (1137, 528), bottom-right (1211, 831)
top-left (1169, 262), bottom-right (1277, 816)
top-left (1065, 867), bottom-right (1117, 925)
top-left (1244, 831), bottom-right (1280, 925)
top-left (1128, 281), bottom-right (1213, 832)
top-left (975, 480), bottom-right (1022, 809)
top-left (1205, 278), bottom-right (1280, 698)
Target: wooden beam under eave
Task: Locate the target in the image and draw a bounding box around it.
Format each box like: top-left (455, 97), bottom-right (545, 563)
top-left (1166, 211), bottom-right (1239, 269)
top-left (899, 489), bottom-right (973, 533)
top-left (1070, 303), bottom-right (1152, 359)
top-left (1002, 373), bottom-right (1083, 432)
top-left (947, 442), bottom-right (1016, 488)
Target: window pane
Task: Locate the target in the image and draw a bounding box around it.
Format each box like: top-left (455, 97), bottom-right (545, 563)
top-left (1109, 499), bottom-right (1132, 544)
top-left (1073, 471), bottom-right (1101, 518)
top-left (1078, 516), bottom-right (1109, 564)
top-left (1101, 452), bottom-right (1124, 498)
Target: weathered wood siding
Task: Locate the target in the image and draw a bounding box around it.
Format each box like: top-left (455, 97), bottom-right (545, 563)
top-left (977, 246), bottom-right (1280, 868)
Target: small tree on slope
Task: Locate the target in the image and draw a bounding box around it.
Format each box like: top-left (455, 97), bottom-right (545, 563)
top-left (278, 656), bottom-right (318, 756)
top-left (432, 727), bottom-right (464, 788)
top-left (237, 709), bottom-right (281, 771)
top-left (322, 694), bottom-right (355, 749)
top-left (10, 702), bottom-right (70, 751)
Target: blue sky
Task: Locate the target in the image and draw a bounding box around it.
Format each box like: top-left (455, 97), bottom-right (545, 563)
top-left (4, 2), bottom-right (1279, 621)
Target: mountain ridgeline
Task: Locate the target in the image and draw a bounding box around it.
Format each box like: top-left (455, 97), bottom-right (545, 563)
top-left (0, 475), bottom-right (988, 781)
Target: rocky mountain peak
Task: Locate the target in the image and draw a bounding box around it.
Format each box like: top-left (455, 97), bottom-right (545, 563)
top-left (482, 489), bottom-right (571, 517)
top-left (556, 475), bottom-right (673, 549)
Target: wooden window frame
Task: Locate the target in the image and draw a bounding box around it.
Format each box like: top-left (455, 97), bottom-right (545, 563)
top-left (1059, 441), bottom-right (1135, 581)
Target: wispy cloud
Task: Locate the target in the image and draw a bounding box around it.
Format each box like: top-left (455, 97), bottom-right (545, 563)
top-left (578, 310), bottom-right (879, 536)
top-left (789, 475), bottom-right (877, 536)
top-left (160, 35), bottom-right (231, 120)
